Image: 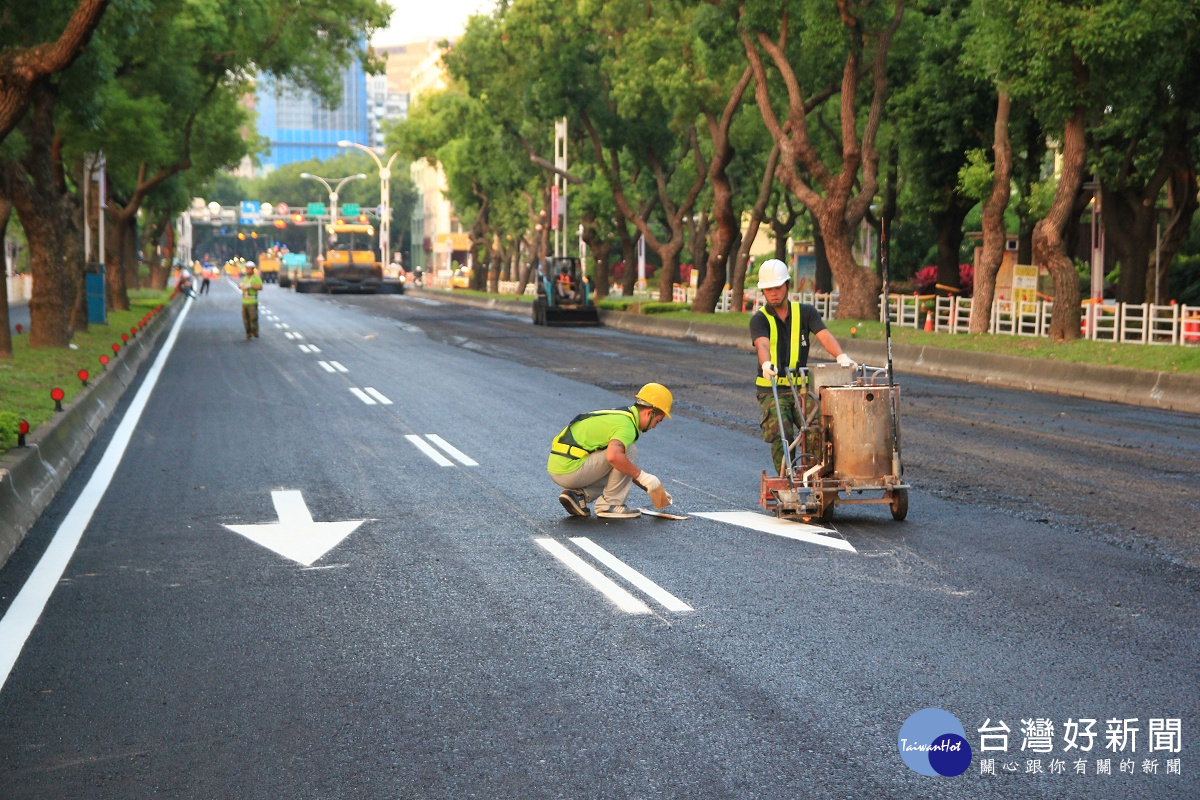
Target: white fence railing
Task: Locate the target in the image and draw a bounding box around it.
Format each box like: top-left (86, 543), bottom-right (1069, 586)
top-left (881, 294), bottom-right (1200, 346)
top-left (6, 274), bottom-right (31, 306)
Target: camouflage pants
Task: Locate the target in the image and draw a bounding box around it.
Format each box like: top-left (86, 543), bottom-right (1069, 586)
top-left (242, 303), bottom-right (259, 337)
top-left (757, 389), bottom-right (818, 476)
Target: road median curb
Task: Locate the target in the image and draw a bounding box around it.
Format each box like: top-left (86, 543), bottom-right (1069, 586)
top-left (0, 297), bottom-right (184, 570)
top-left (409, 288), bottom-right (1200, 415)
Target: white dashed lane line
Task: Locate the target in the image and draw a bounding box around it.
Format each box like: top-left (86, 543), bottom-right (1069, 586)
top-left (285, 332), bottom-right (295, 340)
top-left (349, 388), bottom-right (376, 405)
top-left (329, 361), bottom-right (348, 373)
top-left (307, 345), bottom-right (321, 352)
top-left (298, 344), bottom-right (312, 353)
top-left (569, 537), bottom-right (693, 612)
top-left (317, 361), bottom-right (336, 373)
top-left (425, 434), bottom-right (478, 466)
top-left (405, 435), bottom-right (454, 466)
top-left (363, 387), bottom-right (392, 404)
top-left (535, 539), bottom-right (651, 615)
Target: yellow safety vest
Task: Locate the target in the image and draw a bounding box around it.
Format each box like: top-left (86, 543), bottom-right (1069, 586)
top-left (755, 302), bottom-right (806, 387)
top-left (550, 407), bottom-right (640, 461)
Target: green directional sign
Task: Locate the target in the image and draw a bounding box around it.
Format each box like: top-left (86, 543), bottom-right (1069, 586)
top-left (342, 203), bottom-right (360, 216)
top-left (307, 202), bottom-right (326, 216)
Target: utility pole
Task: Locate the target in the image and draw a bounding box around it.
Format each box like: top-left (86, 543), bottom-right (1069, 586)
top-left (554, 118), bottom-right (567, 258)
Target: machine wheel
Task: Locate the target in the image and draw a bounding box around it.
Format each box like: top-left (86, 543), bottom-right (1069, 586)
top-left (889, 488), bottom-right (909, 521)
top-left (819, 494), bottom-right (836, 523)
top-left (532, 301), bottom-right (545, 325)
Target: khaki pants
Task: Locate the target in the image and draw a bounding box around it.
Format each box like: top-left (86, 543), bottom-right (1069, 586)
top-left (242, 303), bottom-right (259, 337)
top-left (549, 443), bottom-right (638, 508)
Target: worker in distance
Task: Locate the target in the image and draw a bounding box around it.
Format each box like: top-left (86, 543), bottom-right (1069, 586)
top-left (548, 383), bottom-right (675, 519)
top-left (752, 258), bottom-right (856, 474)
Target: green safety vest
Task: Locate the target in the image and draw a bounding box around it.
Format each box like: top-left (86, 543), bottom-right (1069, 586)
top-left (755, 302), bottom-right (806, 387)
top-left (240, 275), bottom-right (262, 305)
top-left (550, 407), bottom-right (641, 461)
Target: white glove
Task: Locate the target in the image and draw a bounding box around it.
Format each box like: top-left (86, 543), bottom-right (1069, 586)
top-left (836, 353), bottom-right (858, 369)
top-left (635, 471), bottom-right (662, 493)
top-left (761, 361), bottom-right (778, 380)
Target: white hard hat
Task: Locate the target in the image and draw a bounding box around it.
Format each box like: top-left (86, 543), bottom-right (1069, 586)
top-left (246, 261), bottom-right (255, 267)
top-left (757, 258), bottom-right (790, 290)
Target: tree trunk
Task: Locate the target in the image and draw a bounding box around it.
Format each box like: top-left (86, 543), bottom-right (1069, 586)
top-left (1102, 185), bottom-right (1156, 305)
top-left (731, 144), bottom-right (780, 313)
top-left (814, 222), bottom-right (832, 293)
top-left (618, 215), bottom-right (638, 297)
top-left (1034, 109), bottom-right (1086, 341)
top-left (686, 210), bottom-right (708, 295)
top-left (930, 194), bottom-right (972, 295)
top-left (106, 206), bottom-right (132, 311)
top-left (0, 189), bottom-right (11, 358)
top-left (818, 207), bottom-right (879, 319)
top-left (1153, 162), bottom-right (1199, 304)
top-left (971, 93), bottom-right (1012, 333)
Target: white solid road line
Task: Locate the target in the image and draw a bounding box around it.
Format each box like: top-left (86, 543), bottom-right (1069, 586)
top-left (0, 296), bottom-right (194, 693)
top-left (535, 538), bottom-right (651, 615)
top-left (692, 511), bottom-right (856, 553)
top-left (329, 361), bottom-right (348, 373)
top-left (425, 434), bottom-right (478, 466)
top-left (317, 361), bottom-right (336, 373)
top-left (405, 434), bottom-right (454, 466)
top-left (298, 344), bottom-right (312, 353)
top-left (363, 387), bottom-right (392, 404)
top-left (349, 387), bottom-right (377, 405)
top-left (569, 537), bottom-right (693, 612)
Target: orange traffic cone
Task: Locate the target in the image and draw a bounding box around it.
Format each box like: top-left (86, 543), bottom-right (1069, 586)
top-left (924, 311), bottom-right (934, 332)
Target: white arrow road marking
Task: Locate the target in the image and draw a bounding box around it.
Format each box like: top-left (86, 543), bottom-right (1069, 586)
top-left (363, 387), bottom-right (392, 404)
top-left (569, 538), bottom-right (692, 611)
top-left (317, 361), bottom-right (336, 373)
top-left (405, 434), bottom-right (454, 466)
top-left (224, 491), bottom-right (365, 567)
top-left (298, 344), bottom-right (312, 353)
top-left (329, 361), bottom-right (349, 373)
top-left (425, 434), bottom-right (477, 466)
top-left (692, 511), bottom-right (856, 553)
top-left (535, 539), bottom-right (650, 615)
top-left (349, 387), bottom-right (376, 405)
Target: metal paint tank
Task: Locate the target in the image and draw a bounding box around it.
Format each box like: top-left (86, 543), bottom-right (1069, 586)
top-left (819, 385), bottom-right (900, 482)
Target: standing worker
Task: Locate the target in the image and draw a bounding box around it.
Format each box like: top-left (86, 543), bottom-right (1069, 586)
top-left (548, 383), bottom-right (675, 519)
top-left (239, 261), bottom-right (262, 340)
top-left (751, 259), bottom-right (856, 474)
top-left (198, 260), bottom-right (212, 295)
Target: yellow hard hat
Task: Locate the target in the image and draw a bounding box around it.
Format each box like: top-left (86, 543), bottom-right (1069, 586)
top-left (635, 383), bottom-right (673, 418)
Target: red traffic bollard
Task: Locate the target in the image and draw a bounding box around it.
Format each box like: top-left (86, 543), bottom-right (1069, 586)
top-left (51, 387), bottom-right (65, 412)
top-left (99, 354), bottom-right (109, 369)
top-left (78, 369), bottom-right (89, 387)
top-left (130, 326), bottom-right (137, 337)
top-left (14, 324), bottom-right (22, 334)
top-left (17, 419), bottom-right (29, 447)
top-left (121, 333), bottom-right (129, 342)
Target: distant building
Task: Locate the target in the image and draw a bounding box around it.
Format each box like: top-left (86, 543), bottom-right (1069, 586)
top-left (254, 62), bottom-right (370, 171)
top-left (366, 73), bottom-right (407, 150)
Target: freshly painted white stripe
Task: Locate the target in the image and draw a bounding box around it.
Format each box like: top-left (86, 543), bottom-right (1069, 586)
top-left (0, 297), bottom-right (194, 693)
top-left (317, 361), bottom-right (335, 373)
top-left (329, 361), bottom-right (348, 373)
top-left (405, 434), bottom-right (454, 466)
top-left (363, 387), bottom-right (392, 405)
top-left (298, 344), bottom-right (312, 353)
top-left (307, 345), bottom-right (321, 353)
top-left (425, 434), bottom-right (478, 466)
top-left (535, 539), bottom-right (651, 614)
top-left (569, 537), bottom-right (693, 611)
top-left (284, 332), bottom-right (295, 340)
top-left (692, 511), bottom-right (856, 553)
top-left (349, 387), bottom-right (377, 405)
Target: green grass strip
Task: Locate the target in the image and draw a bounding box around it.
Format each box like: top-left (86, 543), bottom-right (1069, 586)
top-left (1, 289), bottom-right (173, 450)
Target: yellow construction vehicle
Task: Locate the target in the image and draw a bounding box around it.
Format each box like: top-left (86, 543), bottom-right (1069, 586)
top-left (322, 221), bottom-right (383, 293)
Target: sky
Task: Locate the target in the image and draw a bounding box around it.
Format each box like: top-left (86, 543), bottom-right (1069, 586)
top-left (372, 0), bottom-right (494, 46)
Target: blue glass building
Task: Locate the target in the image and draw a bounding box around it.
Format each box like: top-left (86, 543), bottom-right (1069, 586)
top-left (255, 63), bottom-right (370, 171)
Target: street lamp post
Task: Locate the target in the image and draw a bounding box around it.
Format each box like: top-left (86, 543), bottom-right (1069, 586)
top-left (300, 171), bottom-right (368, 264)
top-left (338, 141), bottom-right (400, 269)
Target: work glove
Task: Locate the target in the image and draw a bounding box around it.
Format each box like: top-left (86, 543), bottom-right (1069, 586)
top-left (761, 361), bottom-right (778, 380)
top-left (635, 471), bottom-right (673, 510)
top-left (836, 353), bottom-right (858, 369)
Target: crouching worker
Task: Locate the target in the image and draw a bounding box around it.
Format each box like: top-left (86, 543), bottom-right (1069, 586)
top-left (548, 383), bottom-right (674, 519)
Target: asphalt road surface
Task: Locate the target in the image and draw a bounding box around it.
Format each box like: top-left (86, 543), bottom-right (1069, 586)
top-left (0, 279), bottom-right (1196, 799)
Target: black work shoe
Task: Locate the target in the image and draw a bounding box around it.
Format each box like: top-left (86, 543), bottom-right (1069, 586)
top-left (558, 489), bottom-right (589, 517)
top-left (595, 505), bottom-right (641, 519)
